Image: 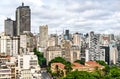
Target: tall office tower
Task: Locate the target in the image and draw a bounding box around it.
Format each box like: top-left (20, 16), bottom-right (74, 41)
top-left (16, 3), bottom-right (31, 35)
top-left (4, 18), bottom-right (16, 36)
top-left (65, 30), bottom-right (69, 39)
top-left (39, 25), bottom-right (48, 48)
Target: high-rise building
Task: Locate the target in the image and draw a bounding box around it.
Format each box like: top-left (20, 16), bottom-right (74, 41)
top-left (20, 31), bottom-right (34, 54)
top-left (73, 32), bottom-right (81, 47)
top-left (16, 3), bottom-right (31, 35)
top-left (39, 25), bottom-right (48, 48)
top-left (64, 30), bottom-right (72, 40)
top-left (109, 42), bottom-right (118, 65)
top-left (4, 18), bottom-right (16, 36)
top-left (0, 32), bottom-right (20, 56)
top-left (100, 46), bottom-right (110, 65)
top-left (0, 33), bottom-right (12, 55)
top-left (117, 41), bottom-right (120, 62)
top-left (88, 32), bottom-right (99, 60)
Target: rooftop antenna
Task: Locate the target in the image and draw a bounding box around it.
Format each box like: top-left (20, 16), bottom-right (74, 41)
top-left (63, 28), bottom-right (64, 34)
top-left (56, 30), bottom-right (57, 35)
top-left (33, 28), bottom-right (36, 35)
top-left (22, 2), bottom-right (24, 6)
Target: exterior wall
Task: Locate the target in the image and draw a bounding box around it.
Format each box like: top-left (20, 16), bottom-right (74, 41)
top-left (0, 54), bottom-right (10, 63)
top-left (73, 33), bottom-right (81, 47)
top-left (12, 37), bottom-right (20, 56)
top-left (85, 49), bottom-right (89, 62)
top-left (0, 33), bottom-right (19, 56)
top-left (6, 63), bottom-right (16, 79)
top-left (70, 50), bottom-right (80, 63)
top-left (0, 68), bottom-right (11, 79)
top-left (109, 43), bottom-right (118, 64)
top-left (47, 34), bottom-right (58, 47)
top-left (16, 54), bottom-right (40, 79)
top-left (20, 69), bottom-right (31, 79)
top-left (17, 54), bottom-right (39, 69)
top-left (4, 18), bottom-right (16, 36)
top-left (20, 32), bottom-right (34, 54)
top-left (47, 50), bottom-right (62, 63)
top-left (0, 33), bottom-right (12, 55)
top-left (46, 46), bottom-right (62, 64)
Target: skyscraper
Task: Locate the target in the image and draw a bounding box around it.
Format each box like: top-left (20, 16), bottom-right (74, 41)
top-left (39, 25), bottom-right (48, 48)
top-left (4, 18), bottom-right (16, 36)
top-left (16, 3), bottom-right (31, 35)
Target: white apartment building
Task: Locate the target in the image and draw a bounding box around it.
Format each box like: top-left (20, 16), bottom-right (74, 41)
top-left (20, 31), bottom-right (34, 54)
top-left (0, 32), bottom-right (19, 56)
top-left (16, 53), bottom-right (41, 79)
top-left (17, 53), bottom-right (39, 69)
top-left (0, 32), bottom-right (11, 55)
top-left (0, 64), bottom-right (11, 79)
top-left (109, 42), bottom-right (118, 64)
top-left (73, 33), bottom-right (81, 47)
top-left (12, 36), bottom-right (20, 55)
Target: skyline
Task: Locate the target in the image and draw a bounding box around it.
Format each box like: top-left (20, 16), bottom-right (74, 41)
top-left (0, 0), bottom-right (120, 34)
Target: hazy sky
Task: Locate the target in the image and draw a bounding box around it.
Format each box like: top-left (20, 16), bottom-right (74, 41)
top-left (0, 0), bottom-right (120, 34)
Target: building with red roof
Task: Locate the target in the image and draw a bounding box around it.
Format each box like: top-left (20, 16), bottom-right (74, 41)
top-left (51, 63), bottom-right (66, 76)
top-left (51, 61), bottom-right (104, 75)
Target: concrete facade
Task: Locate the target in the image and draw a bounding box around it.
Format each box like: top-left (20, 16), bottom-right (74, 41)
top-left (0, 33), bottom-right (20, 56)
top-left (39, 25), bottom-right (48, 48)
top-left (16, 3), bottom-right (31, 35)
top-left (4, 18), bottom-right (16, 36)
top-left (20, 31), bottom-right (34, 54)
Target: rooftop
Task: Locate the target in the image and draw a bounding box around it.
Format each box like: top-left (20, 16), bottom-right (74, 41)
top-left (85, 61), bottom-right (102, 67)
top-left (47, 46), bottom-right (61, 51)
top-left (72, 63), bottom-right (85, 68)
top-left (52, 63), bottom-right (65, 69)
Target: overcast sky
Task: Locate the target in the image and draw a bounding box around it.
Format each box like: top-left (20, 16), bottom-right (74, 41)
top-left (0, 0), bottom-right (120, 34)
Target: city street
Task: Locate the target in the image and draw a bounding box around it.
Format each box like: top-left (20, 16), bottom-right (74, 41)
top-left (41, 69), bottom-right (52, 79)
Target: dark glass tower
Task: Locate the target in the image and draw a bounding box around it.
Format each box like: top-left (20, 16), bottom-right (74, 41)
top-left (16, 3), bottom-right (31, 35)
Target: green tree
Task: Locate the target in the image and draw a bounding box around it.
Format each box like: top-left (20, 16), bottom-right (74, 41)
top-left (33, 48), bottom-right (46, 67)
top-left (109, 67), bottom-right (120, 78)
top-left (74, 60), bottom-right (85, 65)
top-left (48, 57), bottom-right (67, 66)
top-left (63, 71), bottom-right (96, 79)
top-left (64, 65), bottom-right (72, 74)
top-left (96, 60), bottom-right (107, 66)
top-left (103, 65), bottom-right (110, 75)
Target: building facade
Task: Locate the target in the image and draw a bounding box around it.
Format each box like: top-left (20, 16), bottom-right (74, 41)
top-left (0, 33), bottom-right (20, 56)
top-left (16, 3), bottom-right (31, 35)
top-left (4, 18), bottom-right (16, 36)
top-left (20, 31), bottom-right (34, 54)
top-left (39, 25), bottom-right (48, 48)
top-left (16, 53), bottom-right (41, 79)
